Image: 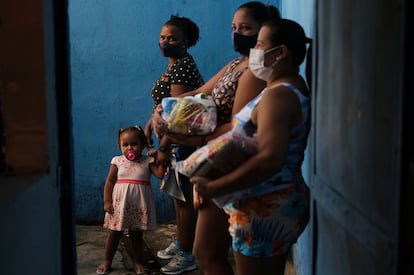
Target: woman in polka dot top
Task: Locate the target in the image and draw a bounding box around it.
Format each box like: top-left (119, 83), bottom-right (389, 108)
top-left (145, 15), bottom-right (204, 275)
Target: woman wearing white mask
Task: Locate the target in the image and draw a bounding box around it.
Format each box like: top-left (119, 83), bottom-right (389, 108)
top-left (190, 18), bottom-right (312, 275)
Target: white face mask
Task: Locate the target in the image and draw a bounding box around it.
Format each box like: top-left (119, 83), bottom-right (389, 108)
top-left (249, 46), bottom-right (280, 81)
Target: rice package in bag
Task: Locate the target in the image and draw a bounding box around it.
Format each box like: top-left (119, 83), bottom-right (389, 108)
top-left (176, 126), bottom-right (258, 206)
top-left (161, 94), bottom-right (217, 135)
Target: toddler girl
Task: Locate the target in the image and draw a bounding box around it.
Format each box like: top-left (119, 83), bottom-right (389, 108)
top-left (96, 125), bottom-right (166, 274)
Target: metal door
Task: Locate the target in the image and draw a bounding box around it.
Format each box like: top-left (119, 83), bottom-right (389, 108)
top-left (310, 1), bottom-right (407, 274)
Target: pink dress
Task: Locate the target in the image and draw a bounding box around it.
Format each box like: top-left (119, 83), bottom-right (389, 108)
top-left (103, 155), bottom-right (157, 231)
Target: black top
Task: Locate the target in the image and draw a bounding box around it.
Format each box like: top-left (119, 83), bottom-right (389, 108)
top-left (151, 54), bottom-right (204, 111)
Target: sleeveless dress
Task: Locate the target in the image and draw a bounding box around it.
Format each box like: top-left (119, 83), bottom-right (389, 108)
top-left (223, 82), bottom-right (311, 257)
top-left (103, 155), bottom-right (156, 231)
top-left (211, 57), bottom-right (247, 125)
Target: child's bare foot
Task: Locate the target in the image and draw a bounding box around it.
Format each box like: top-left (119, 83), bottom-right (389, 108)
top-left (135, 263), bottom-right (145, 274)
top-left (96, 262), bottom-right (111, 274)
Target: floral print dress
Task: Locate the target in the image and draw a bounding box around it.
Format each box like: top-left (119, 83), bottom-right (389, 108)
top-left (103, 155), bottom-right (157, 231)
top-left (211, 57), bottom-right (247, 125)
top-left (223, 83), bottom-right (311, 257)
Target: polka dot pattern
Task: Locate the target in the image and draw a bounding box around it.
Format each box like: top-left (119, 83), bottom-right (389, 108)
top-left (151, 55), bottom-right (204, 110)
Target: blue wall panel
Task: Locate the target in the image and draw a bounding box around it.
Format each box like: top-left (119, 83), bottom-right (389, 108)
top-left (282, 1), bottom-right (315, 274)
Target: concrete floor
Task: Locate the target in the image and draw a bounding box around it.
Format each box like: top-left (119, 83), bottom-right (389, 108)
top-left (76, 223), bottom-right (296, 275)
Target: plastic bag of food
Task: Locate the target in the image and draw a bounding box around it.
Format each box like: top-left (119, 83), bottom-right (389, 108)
top-left (175, 126), bottom-right (258, 207)
top-left (161, 94), bottom-right (217, 135)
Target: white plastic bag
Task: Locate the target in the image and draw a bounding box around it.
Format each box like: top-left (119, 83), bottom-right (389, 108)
top-left (161, 94), bottom-right (217, 135)
top-left (175, 126), bottom-right (258, 207)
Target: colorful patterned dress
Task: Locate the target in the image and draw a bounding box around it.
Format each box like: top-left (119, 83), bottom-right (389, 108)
top-left (211, 57), bottom-right (247, 125)
top-left (223, 82), bottom-right (311, 257)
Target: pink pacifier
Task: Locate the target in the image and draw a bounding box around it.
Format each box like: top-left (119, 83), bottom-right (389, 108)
top-left (127, 151), bottom-right (135, 160)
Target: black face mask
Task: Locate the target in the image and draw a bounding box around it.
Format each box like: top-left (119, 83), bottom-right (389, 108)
top-left (159, 42), bottom-right (184, 57)
top-left (232, 32), bottom-right (258, 56)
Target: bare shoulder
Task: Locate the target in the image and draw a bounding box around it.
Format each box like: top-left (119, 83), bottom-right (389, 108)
top-left (268, 77), bottom-right (309, 99)
top-left (264, 83), bottom-right (299, 107)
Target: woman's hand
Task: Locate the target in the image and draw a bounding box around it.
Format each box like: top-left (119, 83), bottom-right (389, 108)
top-left (190, 176), bottom-right (212, 200)
top-left (144, 121), bottom-right (154, 148)
top-left (146, 149), bottom-right (157, 157)
top-left (152, 104), bottom-right (168, 138)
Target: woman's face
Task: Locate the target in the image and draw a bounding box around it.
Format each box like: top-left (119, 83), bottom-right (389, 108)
top-left (231, 8), bottom-right (261, 36)
top-left (255, 25), bottom-right (280, 67)
top-left (255, 25), bottom-right (273, 51)
top-left (159, 24), bottom-right (185, 46)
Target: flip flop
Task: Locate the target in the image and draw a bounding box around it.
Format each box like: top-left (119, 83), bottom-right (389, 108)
top-left (96, 269), bottom-right (111, 275)
top-left (96, 264), bottom-right (111, 275)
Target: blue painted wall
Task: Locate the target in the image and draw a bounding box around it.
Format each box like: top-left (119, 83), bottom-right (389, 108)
top-left (281, 1), bottom-right (315, 275)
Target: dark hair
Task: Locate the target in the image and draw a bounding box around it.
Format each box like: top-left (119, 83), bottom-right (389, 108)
top-left (164, 15), bottom-right (200, 48)
top-left (264, 19), bottom-right (310, 66)
top-left (118, 125), bottom-right (148, 148)
top-left (237, 1), bottom-right (281, 25)
top-left (264, 18), bottom-right (313, 90)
